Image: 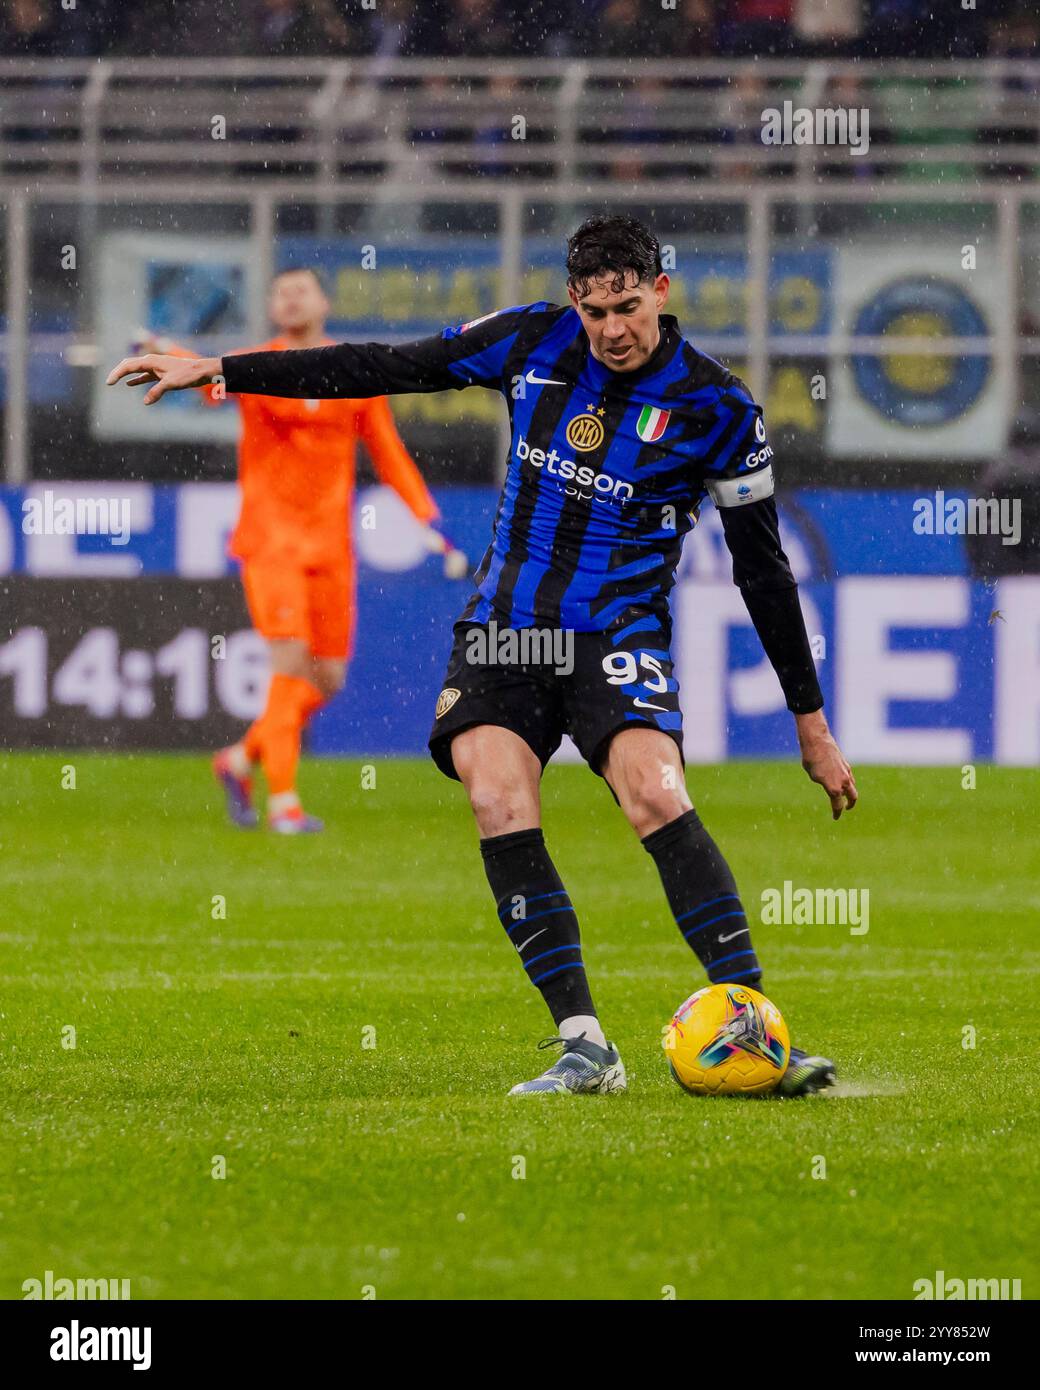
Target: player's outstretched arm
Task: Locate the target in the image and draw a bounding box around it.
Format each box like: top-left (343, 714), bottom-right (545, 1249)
top-left (108, 304), bottom-right (540, 406)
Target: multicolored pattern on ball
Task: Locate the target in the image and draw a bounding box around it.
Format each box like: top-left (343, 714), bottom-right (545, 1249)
top-left (664, 984), bottom-right (790, 1096)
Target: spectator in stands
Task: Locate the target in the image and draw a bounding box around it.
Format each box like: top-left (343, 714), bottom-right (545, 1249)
top-left (1, 0), bottom-right (135, 65)
top-left (12, 0), bottom-right (1031, 70)
top-left (823, 72), bottom-right (878, 178)
top-left (863, 0), bottom-right (984, 58)
top-left (363, 0), bottom-right (437, 59)
top-left (575, 3), bottom-right (673, 177)
top-left (470, 73), bottom-right (531, 177)
top-left (670, 0), bottom-right (719, 59)
top-left (106, 1), bottom-right (221, 57)
top-left (605, 76), bottom-right (674, 182)
top-left (0, 0), bottom-right (61, 55)
top-left (426, 0), bottom-right (517, 59)
top-left (661, 1), bottom-right (724, 175)
top-left (250, 0), bottom-right (355, 57)
top-left (792, 0), bottom-right (864, 57)
top-left (717, 0), bottom-right (795, 57)
top-left (717, 69), bottom-right (773, 179)
top-left (989, 6), bottom-right (1040, 69)
top-left (512, 1), bottom-right (575, 57)
top-left (596, 0), bottom-right (668, 59)
top-left (980, 6), bottom-right (1039, 178)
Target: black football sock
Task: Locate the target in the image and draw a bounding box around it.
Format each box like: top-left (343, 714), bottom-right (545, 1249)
top-left (642, 809), bottom-right (762, 987)
top-left (479, 827), bottom-right (596, 1026)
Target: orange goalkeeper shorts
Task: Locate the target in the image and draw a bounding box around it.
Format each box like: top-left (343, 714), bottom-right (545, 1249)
top-left (240, 556), bottom-right (355, 661)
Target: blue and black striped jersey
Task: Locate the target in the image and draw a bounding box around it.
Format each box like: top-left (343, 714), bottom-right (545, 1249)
top-left (223, 300), bottom-right (780, 636)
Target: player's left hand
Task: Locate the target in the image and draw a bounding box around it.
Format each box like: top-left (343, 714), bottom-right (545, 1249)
top-left (796, 712), bottom-right (858, 820)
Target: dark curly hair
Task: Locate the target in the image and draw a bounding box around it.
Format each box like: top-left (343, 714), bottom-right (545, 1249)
top-left (565, 215), bottom-right (663, 298)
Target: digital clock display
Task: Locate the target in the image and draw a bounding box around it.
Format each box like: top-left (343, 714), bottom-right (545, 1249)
top-left (1, 578), bottom-right (268, 750)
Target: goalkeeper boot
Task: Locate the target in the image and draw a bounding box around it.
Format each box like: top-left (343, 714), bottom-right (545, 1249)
top-left (269, 806), bottom-right (324, 835)
top-left (212, 749), bottom-right (258, 829)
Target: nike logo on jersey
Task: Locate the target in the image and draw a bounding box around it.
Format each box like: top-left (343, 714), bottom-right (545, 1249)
top-left (525, 369), bottom-right (567, 387)
top-left (717, 928), bottom-right (749, 943)
top-left (633, 698), bottom-right (668, 712)
top-left (515, 928), bottom-right (548, 953)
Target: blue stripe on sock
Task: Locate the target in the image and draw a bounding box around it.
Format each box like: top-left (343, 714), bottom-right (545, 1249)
top-left (500, 889), bottom-right (572, 922)
top-left (681, 908), bottom-right (745, 940)
top-left (523, 943), bottom-right (582, 971)
top-left (676, 893), bottom-right (740, 925)
top-left (505, 905), bottom-right (575, 936)
top-left (708, 948), bottom-right (757, 972)
top-left (531, 961), bottom-right (585, 987)
top-left (497, 889), bottom-right (571, 922)
top-left (710, 964), bottom-right (762, 983)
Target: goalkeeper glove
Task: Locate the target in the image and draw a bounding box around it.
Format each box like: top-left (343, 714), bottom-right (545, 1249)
top-left (424, 524), bottom-right (469, 580)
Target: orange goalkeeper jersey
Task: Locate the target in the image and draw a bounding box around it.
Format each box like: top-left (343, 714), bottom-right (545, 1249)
top-left (201, 337), bottom-right (438, 567)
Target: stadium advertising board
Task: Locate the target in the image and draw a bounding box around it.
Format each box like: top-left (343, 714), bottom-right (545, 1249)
top-left (91, 233), bottom-right (1007, 458)
top-left (0, 573), bottom-right (265, 750)
top-left (2, 484), bottom-right (1036, 764)
top-left (828, 244), bottom-right (1010, 458)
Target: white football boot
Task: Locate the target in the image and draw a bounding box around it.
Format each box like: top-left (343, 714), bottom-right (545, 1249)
top-left (509, 1033), bottom-right (627, 1096)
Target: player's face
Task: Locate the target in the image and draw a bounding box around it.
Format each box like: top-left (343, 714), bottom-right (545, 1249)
top-left (268, 272), bottom-right (329, 334)
top-left (568, 270), bottom-right (670, 372)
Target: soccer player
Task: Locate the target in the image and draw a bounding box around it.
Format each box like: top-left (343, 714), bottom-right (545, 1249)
top-left (137, 267), bottom-right (464, 834)
top-left (109, 216), bottom-right (858, 1093)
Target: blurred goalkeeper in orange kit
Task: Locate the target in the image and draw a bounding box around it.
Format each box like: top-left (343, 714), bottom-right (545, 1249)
top-left (138, 267), bottom-right (467, 833)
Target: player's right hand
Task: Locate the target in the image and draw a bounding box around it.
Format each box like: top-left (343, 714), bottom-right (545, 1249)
top-left (106, 353), bottom-right (222, 404)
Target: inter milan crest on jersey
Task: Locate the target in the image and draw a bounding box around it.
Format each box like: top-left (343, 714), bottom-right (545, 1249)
top-left (565, 411), bottom-right (605, 452)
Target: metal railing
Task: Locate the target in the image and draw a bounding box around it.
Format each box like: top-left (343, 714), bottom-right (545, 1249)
top-left (1, 55), bottom-right (1038, 483)
top-left (2, 58), bottom-right (1039, 190)
top-left (2, 177), bottom-right (1037, 485)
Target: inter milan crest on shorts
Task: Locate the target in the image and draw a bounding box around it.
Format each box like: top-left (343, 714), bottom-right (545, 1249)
top-left (435, 687), bottom-right (461, 720)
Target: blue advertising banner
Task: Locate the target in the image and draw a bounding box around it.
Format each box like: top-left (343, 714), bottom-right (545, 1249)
top-left (2, 484), bottom-right (1037, 765)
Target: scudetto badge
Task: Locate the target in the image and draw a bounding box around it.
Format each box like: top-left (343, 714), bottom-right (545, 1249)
top-left (436, 687), bottom-right (462, 719)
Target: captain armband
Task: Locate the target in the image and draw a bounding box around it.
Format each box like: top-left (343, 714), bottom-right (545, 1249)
top-left (704, 463), bottom-right (775, 509)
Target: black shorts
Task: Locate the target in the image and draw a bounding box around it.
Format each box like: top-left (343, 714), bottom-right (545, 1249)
top-left (428, 610), bottom-right (684, 781)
